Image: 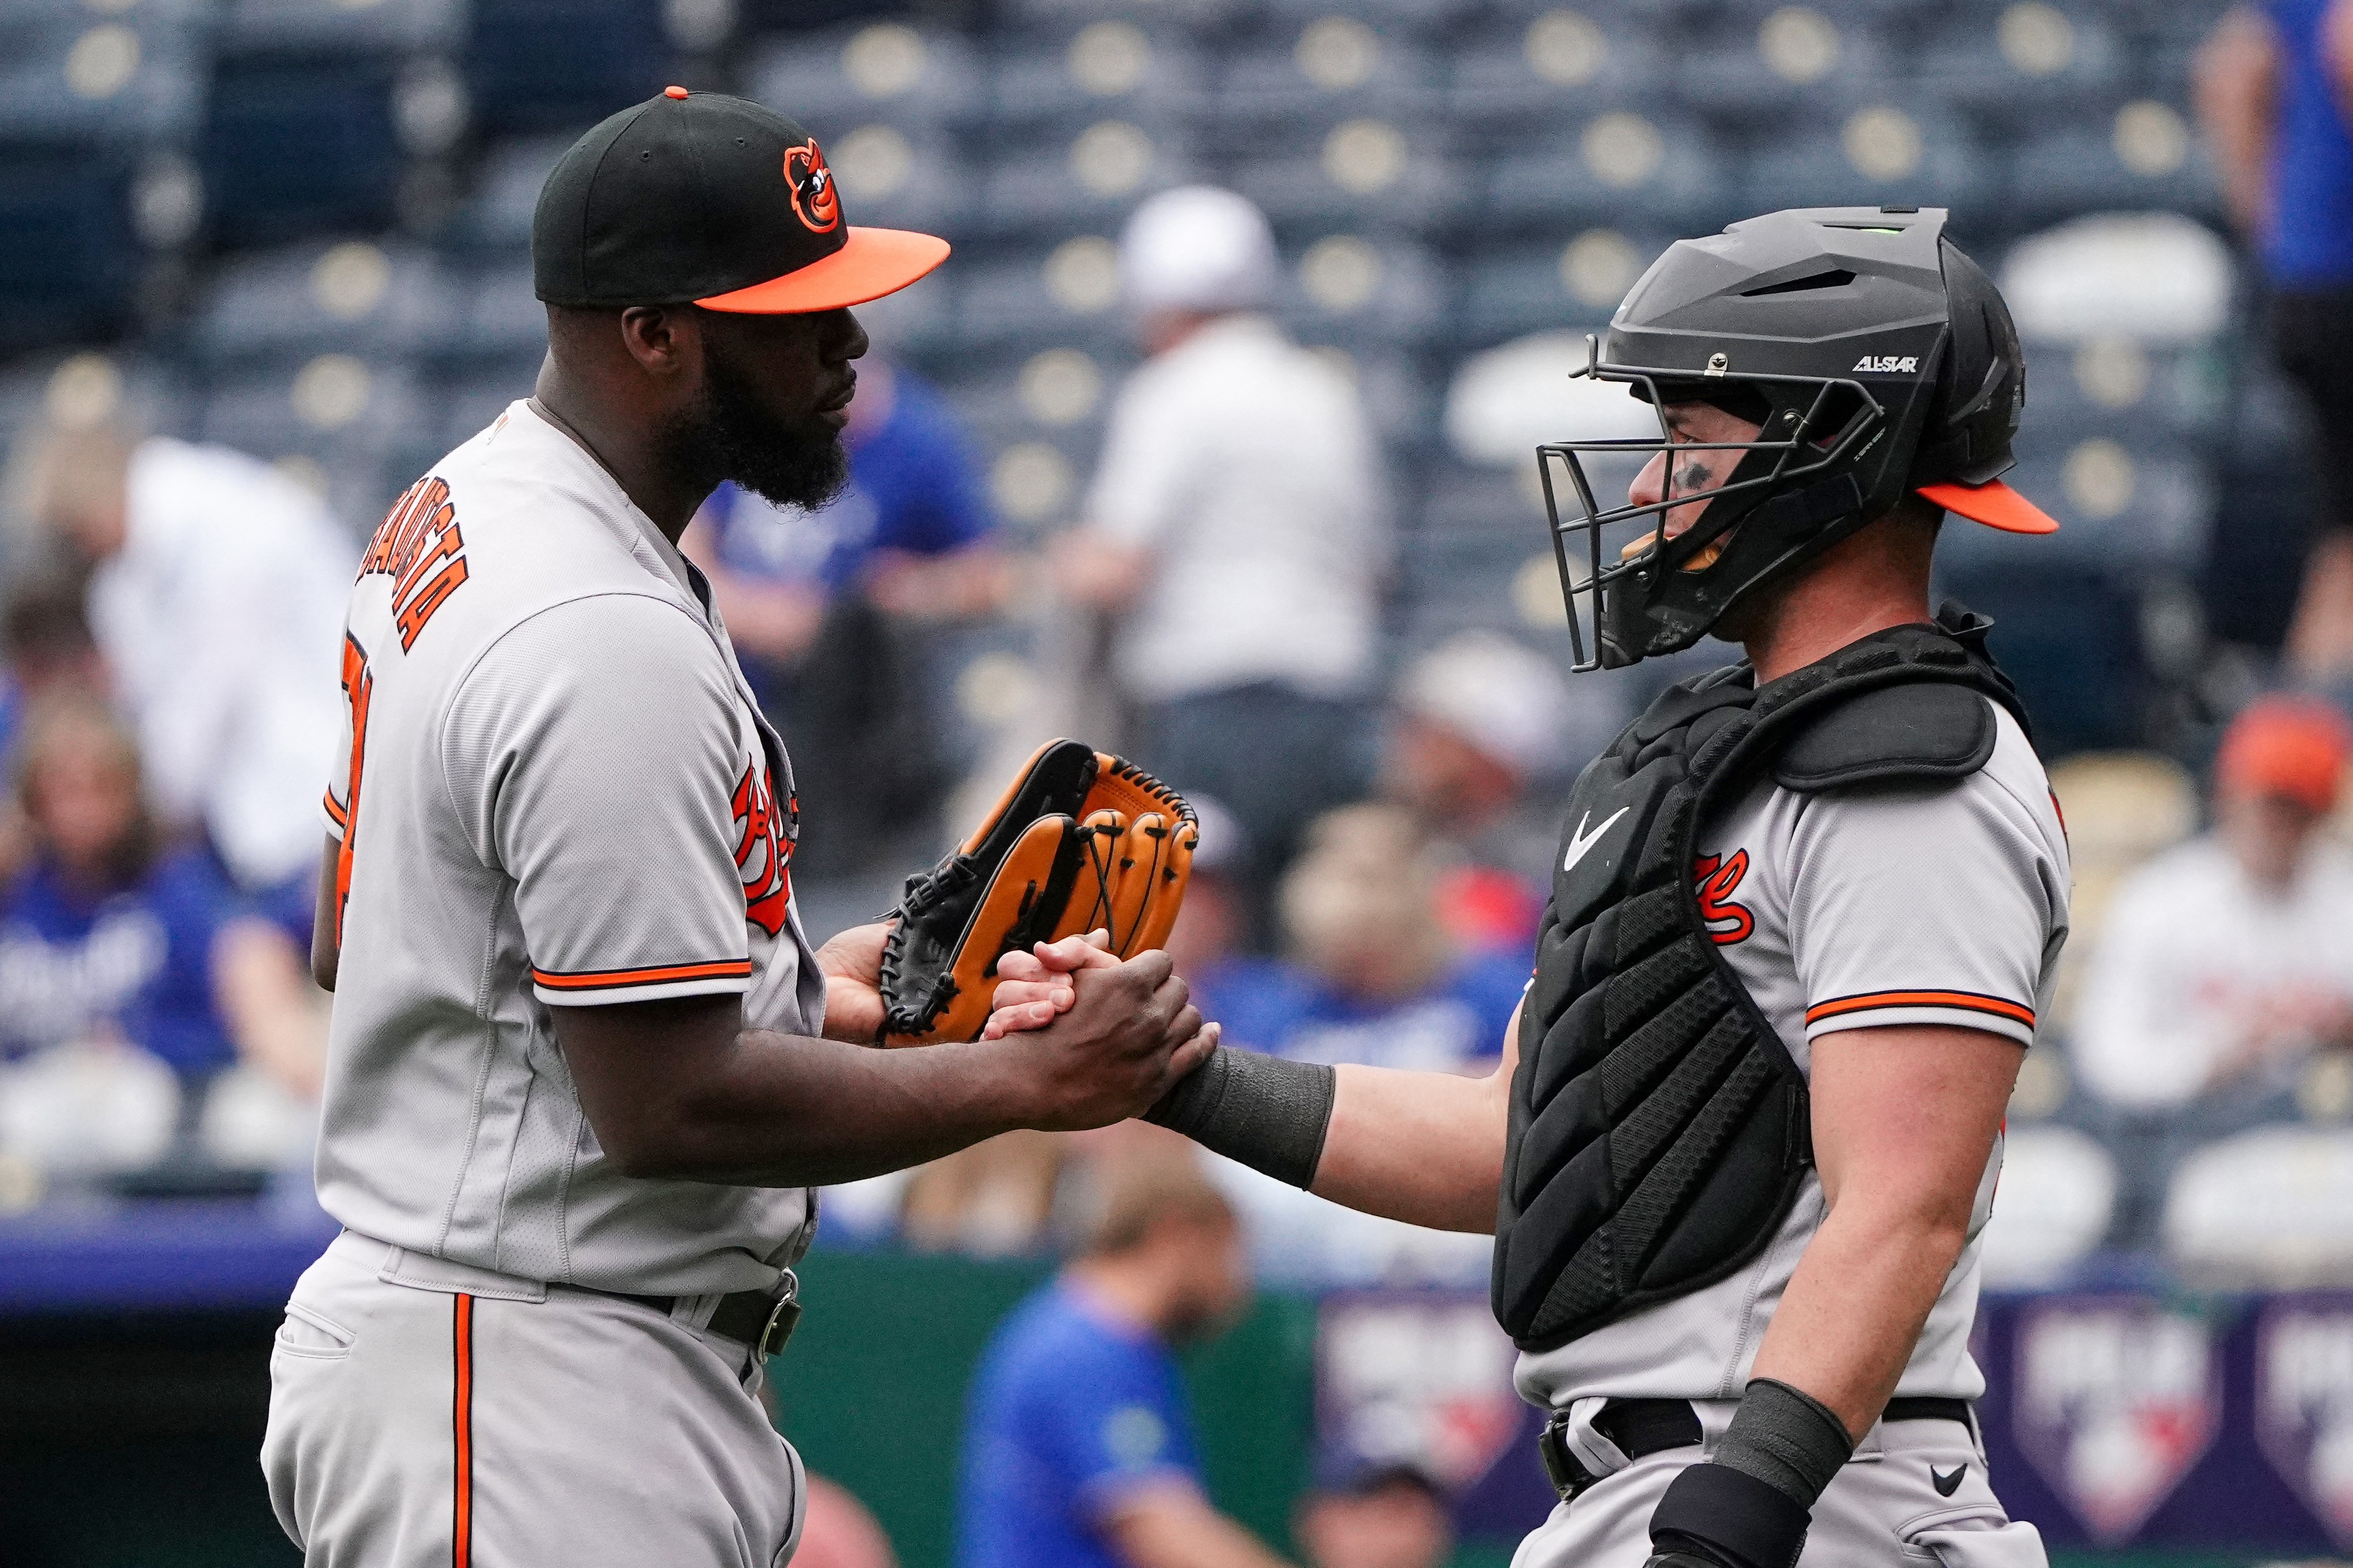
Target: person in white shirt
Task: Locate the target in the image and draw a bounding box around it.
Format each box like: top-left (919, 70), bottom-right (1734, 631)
top-left (25, 421), bottom-right (354, 896)
top-left (2074, 695), bottom-right (2353, 1112)
top-left (1063, 186), bottom-right (1392, 906)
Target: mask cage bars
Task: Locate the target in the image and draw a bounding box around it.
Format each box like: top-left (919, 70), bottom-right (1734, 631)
top-left (1534, 334), bottom-right (1889, 671)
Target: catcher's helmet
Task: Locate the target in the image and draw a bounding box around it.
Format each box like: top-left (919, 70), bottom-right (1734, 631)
top-left (1536, 206), bottom-right (2056, 670)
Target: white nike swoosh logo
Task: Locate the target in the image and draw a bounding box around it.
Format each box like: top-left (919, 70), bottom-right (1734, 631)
top-left (1562, 807), bottom-right (1631, 874)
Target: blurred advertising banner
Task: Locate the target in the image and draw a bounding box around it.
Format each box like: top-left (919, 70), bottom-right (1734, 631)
top-left (2005, 1295), bottom-right (2222, 1543)
top-left (1314, 1290), bottom-right (1524, 1491)
top-left (1324, 1289), bottom-right (2353, 1553)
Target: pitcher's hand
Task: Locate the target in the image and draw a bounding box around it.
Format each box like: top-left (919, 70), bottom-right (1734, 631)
top-left (996, 949), bottom-right (1218, 1129)
top-left (984, 930), bottom-right (1118, 1039)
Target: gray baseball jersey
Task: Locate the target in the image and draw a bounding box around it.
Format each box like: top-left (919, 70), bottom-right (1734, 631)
top-left (1516, 704), bottom-right (2070, 1410)
top-left (314, 399), bottom-right (825, 1297)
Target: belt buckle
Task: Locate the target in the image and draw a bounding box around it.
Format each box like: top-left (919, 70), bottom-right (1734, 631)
top-left (757, 1269), bottom-right (801, 1362)
top-left (1537, 1410), bottom-right (1595, 1503)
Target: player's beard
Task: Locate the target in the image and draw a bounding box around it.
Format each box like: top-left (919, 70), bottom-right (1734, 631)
top-left (662, 342), bottom-right (849, 512)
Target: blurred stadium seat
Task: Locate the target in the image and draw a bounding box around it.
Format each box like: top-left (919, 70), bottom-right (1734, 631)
top-left (1978, 1122), bottom-right (2118, 1287)
top-left (1478, 113), bottom-right (1732, 236)
top-left (0, 10), bottom-right (210, 148)
top-left (448, 132), bottom-right (570, 251)
top-left (1670, 7), bottom-right (1906, 121)
top-left (1212, 18), bottom-right (1444, 153)
top-left (986, 20), bottom-right (1211, 141)
top-left (2009, 108), bottom-right (2223, 225)
top-left (979, 119), bottom-right (1205, 240)
top-left (1278, 231), bottom-right (1454, 352)
top-left (1915, 2), bottom-right (2128, 117)
top-left (200, 53), bottom-right (410, 247)
top-left (1447, 10), bottom-right (1670, 141)
top-left (465, 0), bottom-right (677, 136)
top-left (2166, 1127), bottom-right (2353, 1287)
top-left (1740, 107), bottom-right (2000, 218)
top-left (0, 151), bottom-right (145, 351)
top-left (196, 356), bottom-right (426, 529)
top-left (748, 22), bottom-right (986, 139)
top-left (220, 0), bottom-right (464, 55)
top-left (191, 239), bottom-right (458, 366)
top-left (953, 241), bottom-right (1131, 358)
top-left (2001, 211), bottom-right (2237, 344)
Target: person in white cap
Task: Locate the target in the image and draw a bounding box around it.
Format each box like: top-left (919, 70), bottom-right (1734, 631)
top-left (1062, 186), bottom-right (1392, 921)
top-left (1382, 631), bottom-right (1615, 954)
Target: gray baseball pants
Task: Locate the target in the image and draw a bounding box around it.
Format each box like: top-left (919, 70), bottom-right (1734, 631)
top-left (262, 1230), bottom-right (806, 1568)
top-left (1511, 1398), bottom-right (2046, 1568)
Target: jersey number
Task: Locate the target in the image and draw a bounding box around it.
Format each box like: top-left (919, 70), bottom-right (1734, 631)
top-left (332, 633), bottom-right (374, 949)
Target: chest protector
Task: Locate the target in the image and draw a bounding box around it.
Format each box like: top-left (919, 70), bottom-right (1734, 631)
top-left (1492, 607), bottom-right (2030, 1353)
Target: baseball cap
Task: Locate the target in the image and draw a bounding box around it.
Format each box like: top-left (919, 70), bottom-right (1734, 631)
top-left (2213, 695), bottom-right (2353, 813)
top-left (1307, 1446), bottom-right (1447, 1501)
top-left (1916, 478), bottom-right (2061, 534)
top-left (532, 88), bottom-right (948, 314)
top-left (1396, 630), bottom-right (1577, 780)
top-left (1119, 186), bottom-right (1278, 316)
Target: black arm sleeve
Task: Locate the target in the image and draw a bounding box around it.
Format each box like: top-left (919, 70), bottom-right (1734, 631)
top-left (1142, 1046), bottom-right (1336, 1190)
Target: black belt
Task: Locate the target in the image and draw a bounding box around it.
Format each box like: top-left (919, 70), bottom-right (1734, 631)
top-left (1538, 1396), bottom-right (1973, 1501)
top-left (596, 1271), bottom-right (802, 1361)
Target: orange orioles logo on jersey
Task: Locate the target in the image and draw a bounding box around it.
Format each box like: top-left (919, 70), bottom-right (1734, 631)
top-left (1693, 850), bottom-right (1754, 945)
top-left (784, 140), bottom-right (840, 234)
top-left (733, 761), bottom-right (794, 937)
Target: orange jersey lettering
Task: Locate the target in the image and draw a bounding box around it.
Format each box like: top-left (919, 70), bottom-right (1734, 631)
top-left (361, 476), bottom-right (469, 647)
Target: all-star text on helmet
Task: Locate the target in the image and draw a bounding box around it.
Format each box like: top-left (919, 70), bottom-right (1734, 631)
top-left (1535, 206), bottom-right (2058, 671)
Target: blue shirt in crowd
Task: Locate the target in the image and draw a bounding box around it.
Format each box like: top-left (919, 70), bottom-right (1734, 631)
top-left (957, 1281), bottom-right (1203, 1568)
top-left (2264, 0), bottom-right (2353, 284)
top-left (0, 848), bottom-right (245, 1078)
top-left (703, 368), bottom-right (993, 591)
top-left (1199, 949), bottom-right (1527, 1073)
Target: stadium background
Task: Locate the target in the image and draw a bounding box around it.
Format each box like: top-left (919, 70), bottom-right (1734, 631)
top-left (0, 0), bottom-right (2333, 1564)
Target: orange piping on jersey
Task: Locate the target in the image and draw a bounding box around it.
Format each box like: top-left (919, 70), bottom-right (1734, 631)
top-left (322, 788), bottom-right (348, 831)
top-left (530, 959), bottom-right (753, 992)
top-left (1804, 990), bottom-right (2035, 1027)
top-left (452, 1292), bottom-right (475, 1568)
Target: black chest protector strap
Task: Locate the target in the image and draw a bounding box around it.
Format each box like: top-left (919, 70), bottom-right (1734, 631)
top-left (1491, 605), bottom-right (2027, 1353)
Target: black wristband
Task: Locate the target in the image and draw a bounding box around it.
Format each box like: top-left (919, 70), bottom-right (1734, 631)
top-left (1649, 1461), bottom-right (1810, 1568)
top-left (1713, 1378), bottom-right (1854, 1512)
top-left (1142, 1046), bottom-right (1335, 1190)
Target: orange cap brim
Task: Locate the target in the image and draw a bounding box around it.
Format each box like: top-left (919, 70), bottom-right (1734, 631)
top-left (695, 226), bottom-right (950, 314)
top-left (1916, 480), bottom-right (2060, 534)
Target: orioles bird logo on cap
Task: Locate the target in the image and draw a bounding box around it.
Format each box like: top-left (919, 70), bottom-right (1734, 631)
top-left (784, 139), bottom-right (840, 235)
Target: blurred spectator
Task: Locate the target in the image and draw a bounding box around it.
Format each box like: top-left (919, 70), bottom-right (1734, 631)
top-left (2198, 4), bottom-right (2353, 678)
top-left (0, 698), bottom-right (325, 1177)
top-left (0, 577), bottom-right (111, 887)
top-left (900, 1129), bottom-right (1065, 1257)
top-left (956, 1147), bottom-right (1291, 1568)
top-left (1381, 632), bottom-right (1587, 955)
top-left (1292, 1456), bottom-right (1452, 1568)
top-left (1166, 795), bottom-right (1312, 1043)
top-left (21, 419), bottom-right (352, 897)
top-left (2075, 696), bottom-right (2353, 1112)
top-left (1063, 187), bottom-right (1391, 912)
top-left (0, 577), bottom-right (105, 765)
top-left (793, 1474), bottom-right (900, 1568)
top-left (684, 357), bottom-right (1004, 872)
top-left (1214, 805), bottom-right (1522, 1072)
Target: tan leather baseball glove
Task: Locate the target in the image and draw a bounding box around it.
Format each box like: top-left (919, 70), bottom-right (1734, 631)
top-left (876, 740), bottom-right (1198, 1046)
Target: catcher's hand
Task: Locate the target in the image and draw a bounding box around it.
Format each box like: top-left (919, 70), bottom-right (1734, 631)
top-left (877, 740), bottom-right (1198, 1046)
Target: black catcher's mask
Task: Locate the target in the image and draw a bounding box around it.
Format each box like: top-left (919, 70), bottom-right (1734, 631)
top-left (1536, 206), bottom-right (2052, 671)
